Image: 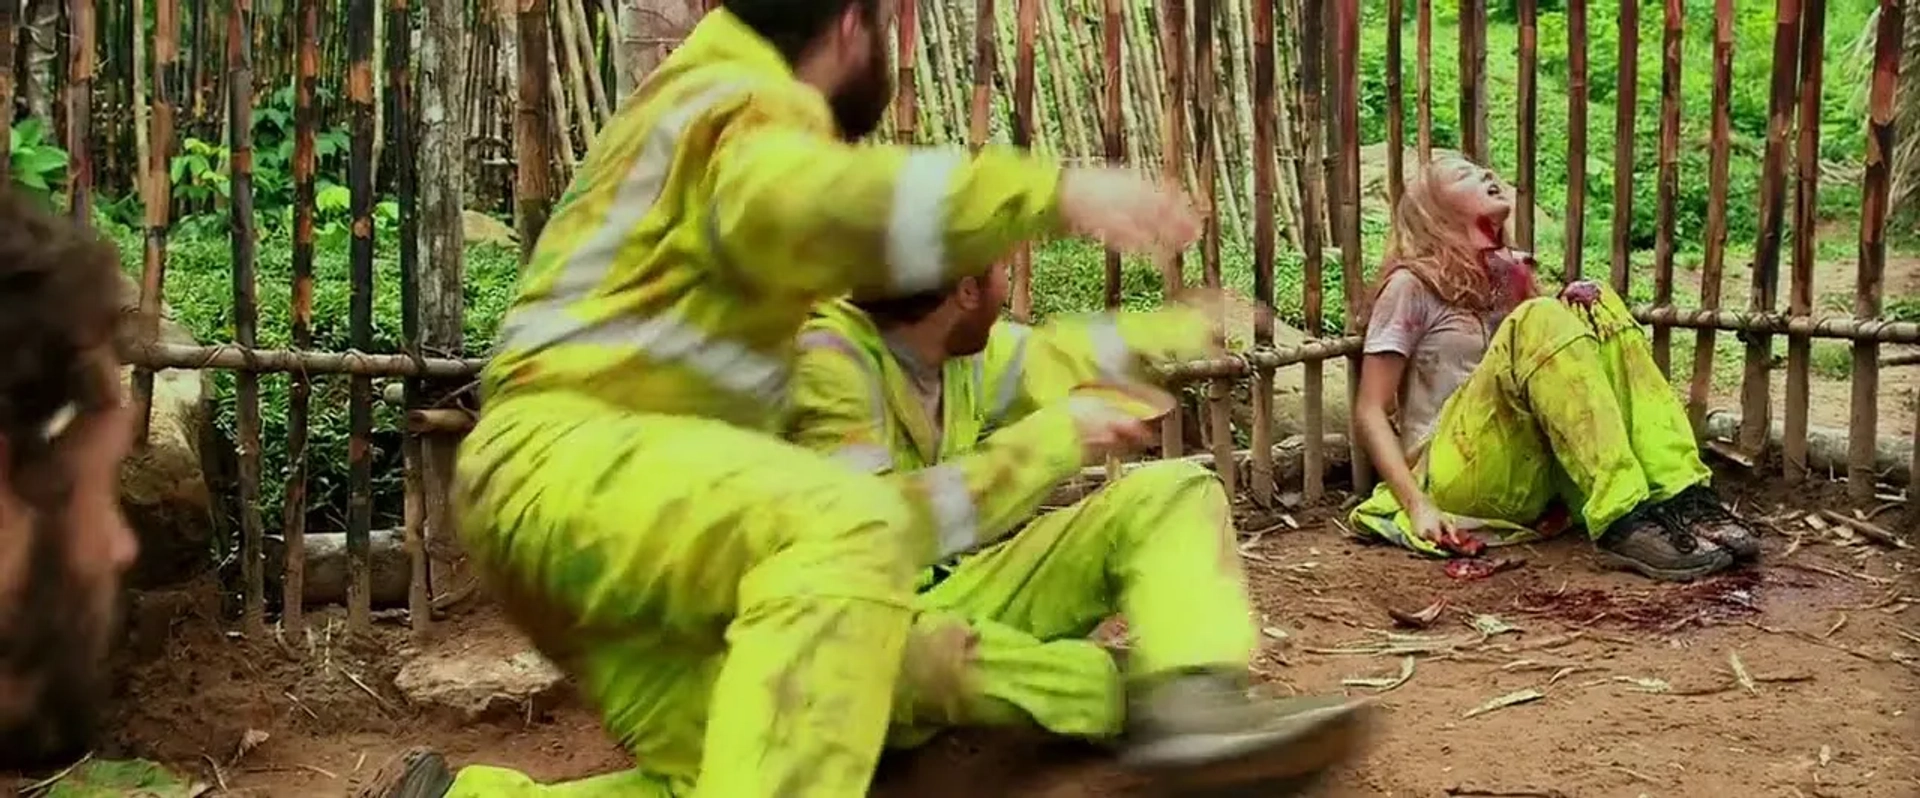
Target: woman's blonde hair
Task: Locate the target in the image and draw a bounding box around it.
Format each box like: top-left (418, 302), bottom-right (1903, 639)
top-left (1374, 153), bottom-right (1510, 311)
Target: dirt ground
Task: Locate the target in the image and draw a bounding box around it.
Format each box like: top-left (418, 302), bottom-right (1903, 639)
top-left (90, 467), bottom-right (1917, 798)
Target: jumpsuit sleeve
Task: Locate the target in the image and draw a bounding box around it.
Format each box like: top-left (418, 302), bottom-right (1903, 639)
top-left (979, 303), bottom-right (1219, 431)
top-left (708, 90), bottom-right (1066, 299)
top-left (789, 331), bottom-right (1085, 568)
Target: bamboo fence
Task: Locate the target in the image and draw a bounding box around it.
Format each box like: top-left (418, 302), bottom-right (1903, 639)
top-left (13, 0), bottom-right (1907, 636)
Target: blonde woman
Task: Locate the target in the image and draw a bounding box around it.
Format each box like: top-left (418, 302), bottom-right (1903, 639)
top-left (1348, 154), bottom-right (1757, 582)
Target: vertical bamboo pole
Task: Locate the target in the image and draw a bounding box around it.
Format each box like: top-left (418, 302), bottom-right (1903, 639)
top-left (227, 0), bottom-right (265, 636)
top-left (1193, 0), bottom-right (1233, 496)
top-left (1458, 0), bottom-right (1484, 161)
top-left (554, 4), bottom-right (594, 148)
top-left (1563, 0), bottom-right (1587, 281)
top-left (389, 0), bottom-right (424, 634)
top-left (1336, 0), bottom-right (1367, 491)
top-left (969, 0), bottom-right (995, 151)
top-left (1012, 0), bottom-right (1036, 322)
top-left (1609, 0), bottom-right (1637, 295)
top-left (284, 0), bottom-right (316, 635)
top-left (896, 0), bottom-right (918, 143)
top-left (1852, 0), bottom-right (1903, 500)
top-left (517, 0), bottom-right (556, 257)
top-left (1251, 0), bottom-right (1277, 507)
top-left (1784, 0), bottom-right (1824, 483)
top-left (134, 0), bottom-right (148, 201)
top-left (133, 0), bottom-right (180, 449)
top-left (1650, 0), bottom-right (1681, 376)
top-left (1516, 0), bottom-right (1537, 250)
top-left (1300, 0), bottom-right (1327, 503)
top-left (1161, 0), bottom-right (1189, 458)
top-left (1385, 0), bottom-right (1402, 213)
top-left (0, 0), bottom-right (14, 183)
top-left (1103, 0), bottom-right (1124, 303)
top-left (1318, 0), bottom-right (1340, 236)
top-left (568, 0), bottom-right (607, 125)
top-left (1414, 0), bottom-right (1429, 162)
top-left (1740, 0), bottom-right (1801, 457)
top-left (347, 0), bottom-right (376, 633)
top-left (1102, 0), bottom-right (1125, 486)
top-left (1686, 0), bottom-right (1735, 433)
top-left (65, 0), bottom-right (92, 221)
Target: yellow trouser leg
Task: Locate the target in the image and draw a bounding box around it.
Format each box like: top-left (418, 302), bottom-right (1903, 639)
top-left (1351, 287), bottom-right (1712, 555)
top-left (445, 395), bottom-right (917, 798)
top-left (896, 460), bottom-right (1257, 741)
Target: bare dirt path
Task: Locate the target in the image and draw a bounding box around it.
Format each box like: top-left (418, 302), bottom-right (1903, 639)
top-left (104, 471), bottom-right (1917, 797)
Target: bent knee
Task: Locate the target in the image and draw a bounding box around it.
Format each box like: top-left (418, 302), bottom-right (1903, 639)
top-left (1110, 459), bottom-right (1226, 503)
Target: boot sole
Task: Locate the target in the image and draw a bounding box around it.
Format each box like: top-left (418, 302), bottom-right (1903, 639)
top-left (1597, 550), bottom-right (1733, 583)
top-left (1120, 701), bottom-right (1374, 793)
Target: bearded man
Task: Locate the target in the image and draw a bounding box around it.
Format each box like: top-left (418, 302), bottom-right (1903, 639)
top-left (358, 0), bottom-right (1208, 795)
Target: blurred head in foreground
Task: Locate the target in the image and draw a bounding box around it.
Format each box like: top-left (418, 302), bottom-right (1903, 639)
top-left (0, 189), bottom-right (138, 769)
top-left (725, 0), bottom-right (899, 140)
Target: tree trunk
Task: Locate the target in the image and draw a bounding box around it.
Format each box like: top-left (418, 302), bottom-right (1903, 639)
top-left (418, 0), bottom-right (468, 619)
top-left (618, 0), bottom-right (698, 95)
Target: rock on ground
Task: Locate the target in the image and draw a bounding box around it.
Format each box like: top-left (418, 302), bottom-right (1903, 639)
top-left (394, 645), bottom-right (565, 722)
top-left (115, 275), bottom-right (216, 589)
top-left (463, 209), bottom-right (518, 248)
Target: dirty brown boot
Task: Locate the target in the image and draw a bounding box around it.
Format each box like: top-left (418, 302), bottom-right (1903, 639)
top-left (1596, 505), bottom-right (1734, 582)
top-left (352, 747), bottom-right (452, 798)
top-left (1119, 669), bottom-right (1373, 793)
top-left (1656, 485), bottom-right (1760, 562)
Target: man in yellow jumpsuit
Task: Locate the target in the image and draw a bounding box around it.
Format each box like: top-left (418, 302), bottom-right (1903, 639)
top-left (356, 1), bottom-right (1214, 797)
top-left (782, 268), bottom-right (1373, 791)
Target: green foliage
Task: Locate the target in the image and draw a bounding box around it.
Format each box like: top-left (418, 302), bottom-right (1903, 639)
top-left (105, 214), bottom-right (520, 536)
top-left (9, 118), bottom-right (70, 201)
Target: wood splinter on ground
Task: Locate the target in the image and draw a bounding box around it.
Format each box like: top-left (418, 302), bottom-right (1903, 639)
top-left (1818, 510), bottom-right (1911, 549)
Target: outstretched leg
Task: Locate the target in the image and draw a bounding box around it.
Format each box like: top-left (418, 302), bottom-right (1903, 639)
top-left (904, 460), bottom-right (1371, 788)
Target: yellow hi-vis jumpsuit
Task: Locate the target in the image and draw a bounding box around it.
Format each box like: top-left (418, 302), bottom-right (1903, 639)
top-left (1349, 286), bottom-right (1712, 555)
top-left (783, 299), bottom-right (1260, 743)
top-left (448, 9), bottom-right (1070, 797)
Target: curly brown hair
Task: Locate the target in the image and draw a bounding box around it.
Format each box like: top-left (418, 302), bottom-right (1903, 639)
top-left (0, 190), bottom-right (122, 498)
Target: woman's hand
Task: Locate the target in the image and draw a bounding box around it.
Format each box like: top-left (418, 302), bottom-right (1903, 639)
top-left (1407, 497), bottom-right (1456, 545)
top-left (1410, 497), bottom-right (1484, 555)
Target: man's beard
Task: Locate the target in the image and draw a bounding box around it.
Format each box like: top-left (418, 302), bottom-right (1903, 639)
top-left (0, 510), bottom-right (114, 771)
top-left (829, 30), bottom-right (894, 141)
top-left (945, 304), bottom-right (997, 358)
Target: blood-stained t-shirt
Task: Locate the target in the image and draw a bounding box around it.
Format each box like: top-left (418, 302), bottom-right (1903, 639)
top-left (1362, 251), bottom-right (1537, 461)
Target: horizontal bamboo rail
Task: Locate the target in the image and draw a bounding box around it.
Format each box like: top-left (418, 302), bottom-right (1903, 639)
top-left (117, 309), bottom-right (1920, 384)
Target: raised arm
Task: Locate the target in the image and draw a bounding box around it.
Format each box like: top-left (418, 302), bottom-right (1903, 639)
top-left (706, 90), bottom-right (1065, 299)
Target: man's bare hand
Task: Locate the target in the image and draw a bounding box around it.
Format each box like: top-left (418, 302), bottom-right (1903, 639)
top-left (1059, 167), bottom-right (1203, 259)
top-left (1067, 395), bottom-right (1157, 465)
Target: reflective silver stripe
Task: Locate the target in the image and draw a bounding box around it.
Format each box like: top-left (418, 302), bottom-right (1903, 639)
top-left (832, 443), bottom-right (894, 473)
top-left (919, 463), bottom-right (980, 558)
top-left (495, 82), bottom-right (793, 402)
top-left (986, 324), bottom-right (1033, 428)
top-left (501, 305), bottom-right (789, 398)
top-left (1089, 315), bottom-right (1132, 381)
top-left (797, 330), bottom-right (888, 425)
top-left (887, 148), bottom-right (964, 294)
